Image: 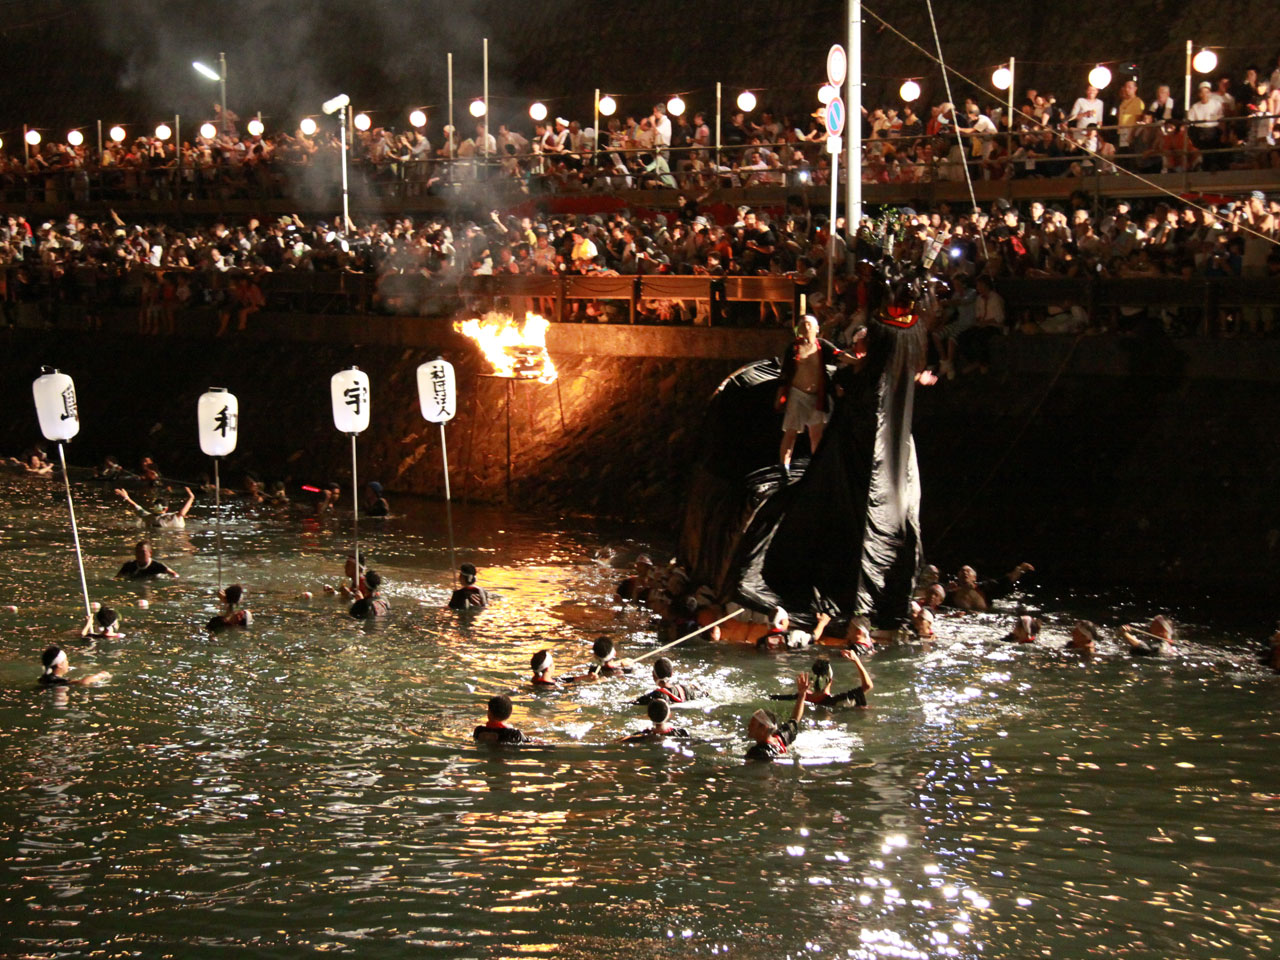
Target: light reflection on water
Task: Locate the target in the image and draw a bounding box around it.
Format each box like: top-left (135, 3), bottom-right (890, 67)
top-left (1, 476), bottom-right (1279, 958)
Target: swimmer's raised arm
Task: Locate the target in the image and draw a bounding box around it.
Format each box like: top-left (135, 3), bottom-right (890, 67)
top-left (792, 673), bottom-right (811, 725)
top-left (845, 651), bottom-right (874, 694)
top-left (176, 487), bottom-right (195, 518)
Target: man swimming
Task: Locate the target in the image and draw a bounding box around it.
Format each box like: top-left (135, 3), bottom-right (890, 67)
top-left (473, 694), bottom-right (532, 744)
top-left (115, 541), bottom-right (179, 579)
top-left (1069, 620), bottom-right (1102, 658)
top-left (530, 650), bottom-right (557, 687)
top-left (1123, 615), bottom-right (1175, 657)
top-left (634, 657), bottom-right (695, 704)
top-left (946, 562), bottom-right (1035, 612)
top-left (114, 486), bottom-right (195, 530)
top-left (39, 646), bottom-right (110, 687)
top-left (349, 570), bottom-right (390, 619)
top-left (208, 584), bottom-right (254, 632)
top-left (746, 673), bottom-right (811, 761)
top-left (1000, 615), bottom-right (1041, 644)
top-left (837, 616), bottom-right (876, 659)
top-left (81, 607), bottom-right (124, 639)
top-left (771, 655), bottom-right (873, 708)
top-left (565, 637), bottom-right (634, 682)
top-left (620, 698), bottom-right (691, 742)
top-left (448, 563), bottom-right (489, 609)
top-left (363, 481), bottom-right (390, 517)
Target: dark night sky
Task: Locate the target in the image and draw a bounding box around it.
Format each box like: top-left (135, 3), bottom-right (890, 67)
top-left (0, 1), bottom-right (1270, 142)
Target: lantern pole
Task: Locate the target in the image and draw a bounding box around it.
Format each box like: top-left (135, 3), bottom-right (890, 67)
top-left (56, 443), bottom-right (92, 620)
top-left (827, 145), bottom-right (839, 305)
top-left (440, 422), bottom-right (456, 572)
top-left (213, 457), bottom-right (223, 590)
top-left (350, 433), bottom-right (360, 578)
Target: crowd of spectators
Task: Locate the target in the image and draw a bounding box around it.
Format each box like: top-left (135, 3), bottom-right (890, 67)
top-left (1, 179), bottom-right (1277, 341)
top-left (6, 56), bottom-right (1280, 203)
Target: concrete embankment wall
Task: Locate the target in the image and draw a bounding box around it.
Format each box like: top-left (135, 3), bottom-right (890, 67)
top-left (2, 314), bottom-right (1277, 603)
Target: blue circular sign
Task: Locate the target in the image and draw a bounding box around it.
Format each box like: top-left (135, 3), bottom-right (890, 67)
top-left (825, 96), bottom-right (845, 136)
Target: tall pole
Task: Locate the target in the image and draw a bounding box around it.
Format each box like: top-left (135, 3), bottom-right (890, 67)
top-left (219, 51), bottom-right (228, 134)
top-left (1007, 57), bottom-right (1016, 157)
top-left (827, 149), bottom-right (839, 305)
top-left (22, 124), bottom-right (28, 164)
top-left (715, 81), bottom-right (722, 176)
top-left (213, 457), bottom-right (223, 590)
top-left (1184, 40), bottom-right (1192, 121)
top-left (97, 120), bottom-right (103, 164)
top-left (447, 52), bottom-right (455, 179)
top-left (846, 0), bottom-right (862, 230)
top-left (593, 88), bottom-right (600, 166)
top-left (339, 105), bottom-right (350, 232)
top-left (350, 434), bottom-right (360, 580)
top-left (483, 37), bottom-right (489, 175)
top-left (439, 423), bottom-right (456, 572)
top-left (56, 443), bottom-right (91, 620)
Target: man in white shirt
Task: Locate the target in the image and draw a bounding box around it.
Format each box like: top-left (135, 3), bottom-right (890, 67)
top-left (1186, 82), bottom-right (1225, 167)
top-left (650, 103), bottom-right (672, 152)
top-left (1069, 86), bottom-right (1104, 131)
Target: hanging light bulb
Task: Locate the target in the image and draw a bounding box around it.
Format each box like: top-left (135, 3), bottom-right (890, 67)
top-left (155, 123), bottom-right (172, 141)
top-left (736, 90), bottom-right (757, 112)
top-left (66, 130), bottom-right (84, 147)
top-left (354, 112), bottom-right (372, 130)
top-left (25, 129), bottom-right (41, 146)
top-left (246, 118), bottom-right (264, 137)
top-left (1192, 48), bottom-right (1218, 74)
top-left (992, 66), bottom-right (1012, 91)
top-left (299, 117), bottom-right (318, 136)
top-left (199, 122), bottom-right (216, 140)
top-left (666, 96), bottom-right (685, 117)
top-left (468, 99), bottom-right (486, 118)
top-left (818, 84), bottom-right (837, 105)
top-left (409, 109), bottom-right (427, 128)
top-left (529, 101), bottom-right (548, 122)
top-left (1088, 64), bottom-right (1112, 89)
top-left (900, 80), bottom-right (921, 102)
top-left (598, 95), bottom-right (617, 117)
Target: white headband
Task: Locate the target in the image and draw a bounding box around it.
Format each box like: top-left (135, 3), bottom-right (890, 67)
top-left (751, 708), bottom-right (777, 731)
top-left (43, 649), bottom-right (68, 675)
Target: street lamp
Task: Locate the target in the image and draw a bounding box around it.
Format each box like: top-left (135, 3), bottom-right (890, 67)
top-left (322, 94), bottom-right (351, 233)
top-left (193, 53), bottom-right (229, 134)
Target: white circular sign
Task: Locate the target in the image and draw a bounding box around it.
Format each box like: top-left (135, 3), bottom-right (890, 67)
top-left (827, 44), bottom-right (847, 87)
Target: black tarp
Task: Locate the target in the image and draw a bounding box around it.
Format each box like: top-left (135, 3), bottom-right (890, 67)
top-left (680, 317), bottom-right (925, 628)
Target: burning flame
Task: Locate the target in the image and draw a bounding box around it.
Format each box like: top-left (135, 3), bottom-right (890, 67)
top-left (454, 312), bottom-right (558, 383)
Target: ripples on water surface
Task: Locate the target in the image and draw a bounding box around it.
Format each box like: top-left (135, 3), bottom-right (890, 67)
top-left (1, 474), bottom-right (1278, 959)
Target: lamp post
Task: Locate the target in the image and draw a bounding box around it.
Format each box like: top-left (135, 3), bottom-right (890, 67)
top-left (193, 54), bottom-right (228, 134)
top-left (323, 94), bottom-right (351, 232)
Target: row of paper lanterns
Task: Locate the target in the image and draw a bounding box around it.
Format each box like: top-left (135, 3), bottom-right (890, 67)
top-left (33, 362), bottom-right (458, 454)
top-left (895, 48), bottom-right (1220, 103)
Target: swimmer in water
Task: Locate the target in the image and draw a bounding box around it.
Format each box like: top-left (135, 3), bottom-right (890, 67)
top-left (615, 554), bottom-right (654, 603)
top-left (349, 569), bottom-right (390, 619)
top-left (1001, 614), bottom-right (1041, 643)
top-left (11, 447), bottom-right (53, 476)
top-left (334, 552), bottom-right (367, 598)
top-left (913, 564), bottom-right (941, 601)
top-left (474, 694), bottom-right (532, 744)
top-left (771, 654), bottom-right (873, 707)
top-left (946, 562), bottom-right (1035, 612)
top-left (1069, 620), bottom-right (1102, 658)
top-left (565, 637), bottom-right (634, 682)
top-left (96, 456), bottom-right (126, 480)
top-left (266, 480), bottom-right (290, 506)
top-left (746, 673), bottom-right (811, 761)
top-left (909, 602), bottom-right (935, 639)
top-left (837, 616), bottom-right (875, 660)
top-left (81, 607), bottom-right (125, 639)
top-left (114, 486), bottom-right (195, 530)
top-left (115, 541), bottom-right (179, 579)
top-left (530, 649), bottom-right (557, 687)
top-left (634, 657), bottom-right (695, 704)
top-left (756, 607), bottom-right (794, 652)
top-left (1122, 615), bottom-right (1175, 657)
top-left (363, 481), bottom-right (390, 517)
top-left (39, 646), bottom-right (110, 687)
top-left (207, 584), bottom-right (253, 633)
top-left (448, 562), bottom-right (489, 609)
top-left (619, 698), bottom-right (691, 742)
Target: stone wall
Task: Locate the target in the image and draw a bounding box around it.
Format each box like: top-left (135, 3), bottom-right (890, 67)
top-left (3, 316), bottom-right (1279, 603)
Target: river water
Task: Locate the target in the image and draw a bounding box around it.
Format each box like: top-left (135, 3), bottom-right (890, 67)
top-left (1, 473), bottom-right (1277, 959)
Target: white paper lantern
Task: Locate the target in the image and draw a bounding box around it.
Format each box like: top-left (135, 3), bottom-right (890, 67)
top-left (331, 367), bottom-right (370, 434)
top-left (299, 117), bottom-right (318, 136)
top-left (666, 96), bottom-right (686, 117)
top-left (992, 66), bottom-right (1012, 91)
top-left (597, 95), bottom-right (617, 117)
top-left (246, 118), bottom-right (264, 137)
top-left (736, 90), bottom-right (757, 113)
top-left (67, 130), bottom-right (84, 147)
top-left (198, 388), bottom-right (239, 457)
top-left (899, 80), bottom-right (921, 103)
top-left (417, 359), bottom-right (457, 424)
top-left (1088, 64), bottom-right (1112, 90)
top-left (1192, 48), bottom-right (1218, 75)
top-left (528, 102), bottom-right (548, 122)
top-left (33, 368), bottom-right (80, 442)
top-left (200, 122), bottom-right (217, 140)
top-left (409, 109), bottom-right (428, 128)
